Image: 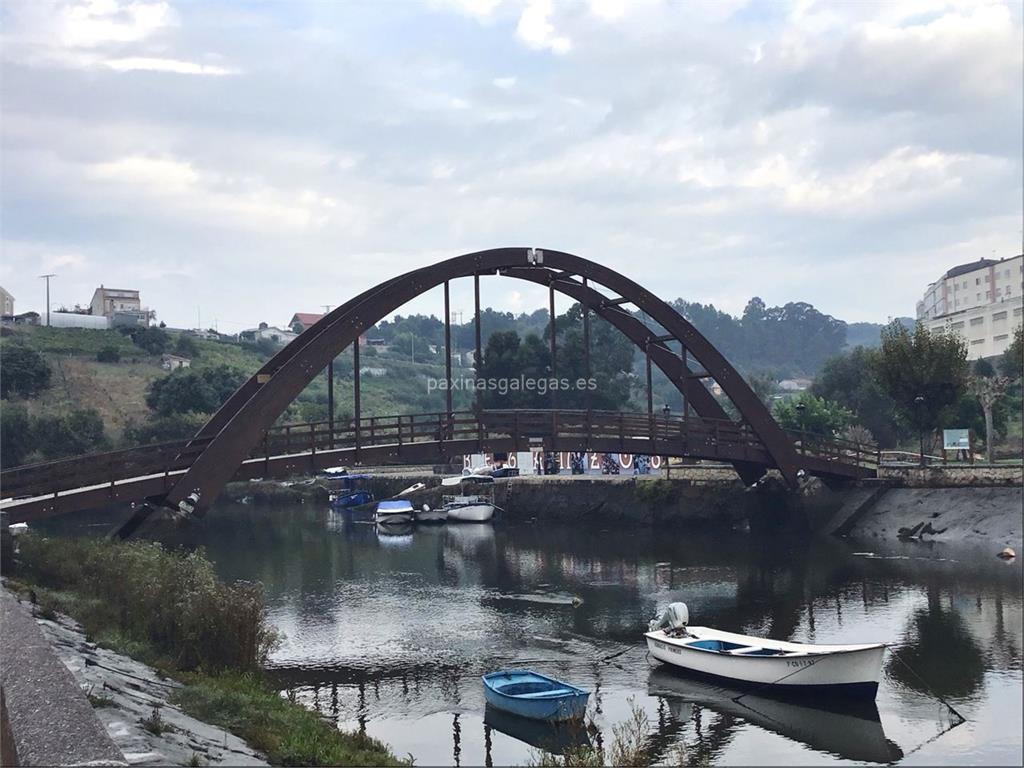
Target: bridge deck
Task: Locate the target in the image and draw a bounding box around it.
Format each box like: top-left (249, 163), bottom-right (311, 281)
top-left (1, 409), bottom-right (877, 523)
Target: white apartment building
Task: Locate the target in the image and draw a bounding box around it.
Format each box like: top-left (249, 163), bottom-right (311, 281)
top-left (917, 254), bottom-right (1023, 359)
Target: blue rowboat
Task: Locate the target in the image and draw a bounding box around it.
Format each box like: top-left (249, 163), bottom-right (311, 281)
top-left (482, 670), bottom-right (589, 722)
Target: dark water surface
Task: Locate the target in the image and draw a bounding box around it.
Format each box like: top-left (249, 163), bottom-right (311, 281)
top-left (58, 504), bottom-right (1023, 765)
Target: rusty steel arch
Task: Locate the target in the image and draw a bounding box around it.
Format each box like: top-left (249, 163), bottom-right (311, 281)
top-left (167, 248), bottom-right (800, 512)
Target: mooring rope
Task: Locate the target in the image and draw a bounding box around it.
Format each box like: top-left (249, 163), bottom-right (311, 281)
top-left (887, 646), bottom-right (967, 724)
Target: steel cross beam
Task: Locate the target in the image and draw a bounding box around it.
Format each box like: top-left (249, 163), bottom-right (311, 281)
top-left (164, 248), bottom-right (797, 513)
top-left (505, 267), bottom-right (766, 484)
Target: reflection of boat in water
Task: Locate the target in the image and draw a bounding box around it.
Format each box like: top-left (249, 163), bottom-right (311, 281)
top-left (376, 521), bottom-right (414, 543)
top-left (484, 705), bottom-right (592, 755)
top-left (647, 667), bottom-right (903, 764)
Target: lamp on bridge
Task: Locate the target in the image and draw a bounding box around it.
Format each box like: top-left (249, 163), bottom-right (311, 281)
top-left (795, 401), bottom-right (807, 455)
top-left (662, 404), bottom-right (671, 479)
top-left (914, 395), bottom-right (926, 467)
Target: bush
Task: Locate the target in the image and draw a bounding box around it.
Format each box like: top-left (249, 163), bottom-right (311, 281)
top-left (146, 365), bottom-right (246, 417)
top-left (33, 409), bottom-right (109, 459)
top-left (1, 403), bottom-right (33, 468)
top-left (96, 346), bottom-right (121, 363)
top-left (17, 536), bottom-right (277, 672)
top-left (0, 343), bottom-right (52, 398)
top-left (124, 413), bottom-right (209, 444)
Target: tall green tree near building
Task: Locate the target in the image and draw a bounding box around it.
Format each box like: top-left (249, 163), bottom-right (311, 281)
top-left (871, 321), bottom-right (968, 453)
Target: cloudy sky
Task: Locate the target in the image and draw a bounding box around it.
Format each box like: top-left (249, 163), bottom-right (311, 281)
top-left (1, 0), bottom-right (1021, 332)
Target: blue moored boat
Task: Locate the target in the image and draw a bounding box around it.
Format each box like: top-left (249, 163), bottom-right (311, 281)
top-left (482, 670), bottom-right (589, 722)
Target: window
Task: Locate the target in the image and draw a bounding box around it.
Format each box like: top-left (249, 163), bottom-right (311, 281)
top-left (993, 311), bottom-right (1008, 321)
top-left (976, 278), bottom-right (981, 285)
top-left (951, 321), bottom-right (965, 330)
top-left (970, 317), bottom-right (984, 326)
top-left (1015, 307), bottom-right (1023, 316)
top-left (995, 334), bottom-right (1009, 341)
top-left (985, 274), bottom-right (991, 282)
top-left (970, 339), bottom-right (984, 345)
top-left (986, 291), bottom-right (991, 299)
top-left (977, 293), bottom-right (982, 300)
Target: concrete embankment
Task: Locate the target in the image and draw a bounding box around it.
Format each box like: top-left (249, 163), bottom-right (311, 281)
top-left (1, 589), bottom-right (125, 767)
top-left (1, 587), bottom-right (267, 766)
top-left (803, 464), bottom-right (1023, 551)
top-left (225, 463), bottom-right (1022, 545)
top-left (841, 487), bottom-right (1022, 550)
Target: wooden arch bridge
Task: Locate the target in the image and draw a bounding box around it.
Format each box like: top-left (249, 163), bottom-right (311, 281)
top-left (0, 248), bottom-right (877, 525)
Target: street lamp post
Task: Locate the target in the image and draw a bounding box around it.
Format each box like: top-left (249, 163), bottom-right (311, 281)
top-left (662, 404), bottom-right (671, 479)
top-left (795, 401), bottom-right (807, 455)
top-left (914, 395), bottom-right (926, 467)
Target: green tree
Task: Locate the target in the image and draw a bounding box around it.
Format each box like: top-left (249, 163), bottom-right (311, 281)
top-left (145, 365), bottom-right (246, 416)
top-left (772, 392), bottom-right (854, 437)
top-left (130, 326), bottom-right (170, 355)
top-left (0, 403), bottom-right (33, 468)
top-left (0, 344), bottom-right (53, 398)
top-left (556, 304), bottom-right (634, 410)
top-left (174, 334), bottom-right (199, 358)
top-left (999, 326), bottom-right (1023, 380)
top-left (871, 322), bottom-right (968, 450)
top-left (968, 368), bottom-right (1011, 463)
top-left (477, 330), bottom-right (523, 408)
top-left (811, 347), bottom-right (905, 447)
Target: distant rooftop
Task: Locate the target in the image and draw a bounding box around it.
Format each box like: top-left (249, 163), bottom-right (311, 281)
top-left (943, 259), bottom-right (998, 280)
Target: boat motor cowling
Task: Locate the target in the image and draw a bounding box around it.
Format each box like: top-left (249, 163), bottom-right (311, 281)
top-left (649, 602), bottom-right (689, 633)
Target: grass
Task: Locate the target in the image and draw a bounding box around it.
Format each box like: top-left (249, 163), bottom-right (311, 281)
top-left (173, 673), bottom-right (407, 767)
top-left (527, 701), bottom-right (692, 767)
top-left (10, 535), bottom-right (405, 766)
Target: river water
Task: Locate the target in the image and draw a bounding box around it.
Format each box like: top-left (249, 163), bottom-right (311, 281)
top-left (62, 503), bottom-right (1024, 765)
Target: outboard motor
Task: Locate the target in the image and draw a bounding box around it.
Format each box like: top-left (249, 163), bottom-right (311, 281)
top-left (649, 602), bottom-right (689, 634)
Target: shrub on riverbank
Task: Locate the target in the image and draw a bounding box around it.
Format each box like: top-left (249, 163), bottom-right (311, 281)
top-left (12, 535), bottom-right (406, 766)
top-left (18, 535), bottom-right (274, 672)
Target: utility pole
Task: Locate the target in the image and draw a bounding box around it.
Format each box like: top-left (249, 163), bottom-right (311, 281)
top-left (38, 274), bottom-right (56, 326)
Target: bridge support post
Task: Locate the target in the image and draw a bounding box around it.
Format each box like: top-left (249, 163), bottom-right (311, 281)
top-left (548, 280), bottom-right (557, 410)
top-left (354, 336), bottom-right (361, 462)
top-left (646, 347), bottom-right (653, 417)
top-left (474, 273), bottom-right (483, 444)
top-left (582, 277), bottom-right (591, 414)
top-left (444, 281), bottom-right (453, 430)
top-left (327, 358), bottom-right (334, 449)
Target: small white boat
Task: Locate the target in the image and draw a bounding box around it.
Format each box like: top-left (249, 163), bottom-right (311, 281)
top-left (415, 504), bottom-right (448, 523)
top-left (441, 475), bottom-right (498, 522)
top-left (645, 603), bottom-right (886, 697)
top-left (397, 482), bottom-right (427, 496)
top-left (445, 498), bottom-right (496, 522)
top-left (374, 499), bottom-right (415, 525)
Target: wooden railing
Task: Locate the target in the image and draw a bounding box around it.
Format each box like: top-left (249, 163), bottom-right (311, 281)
top-left (785, 429), bottom-right (880, 470)
top-left (1, 410), bottom-right (875, 503)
